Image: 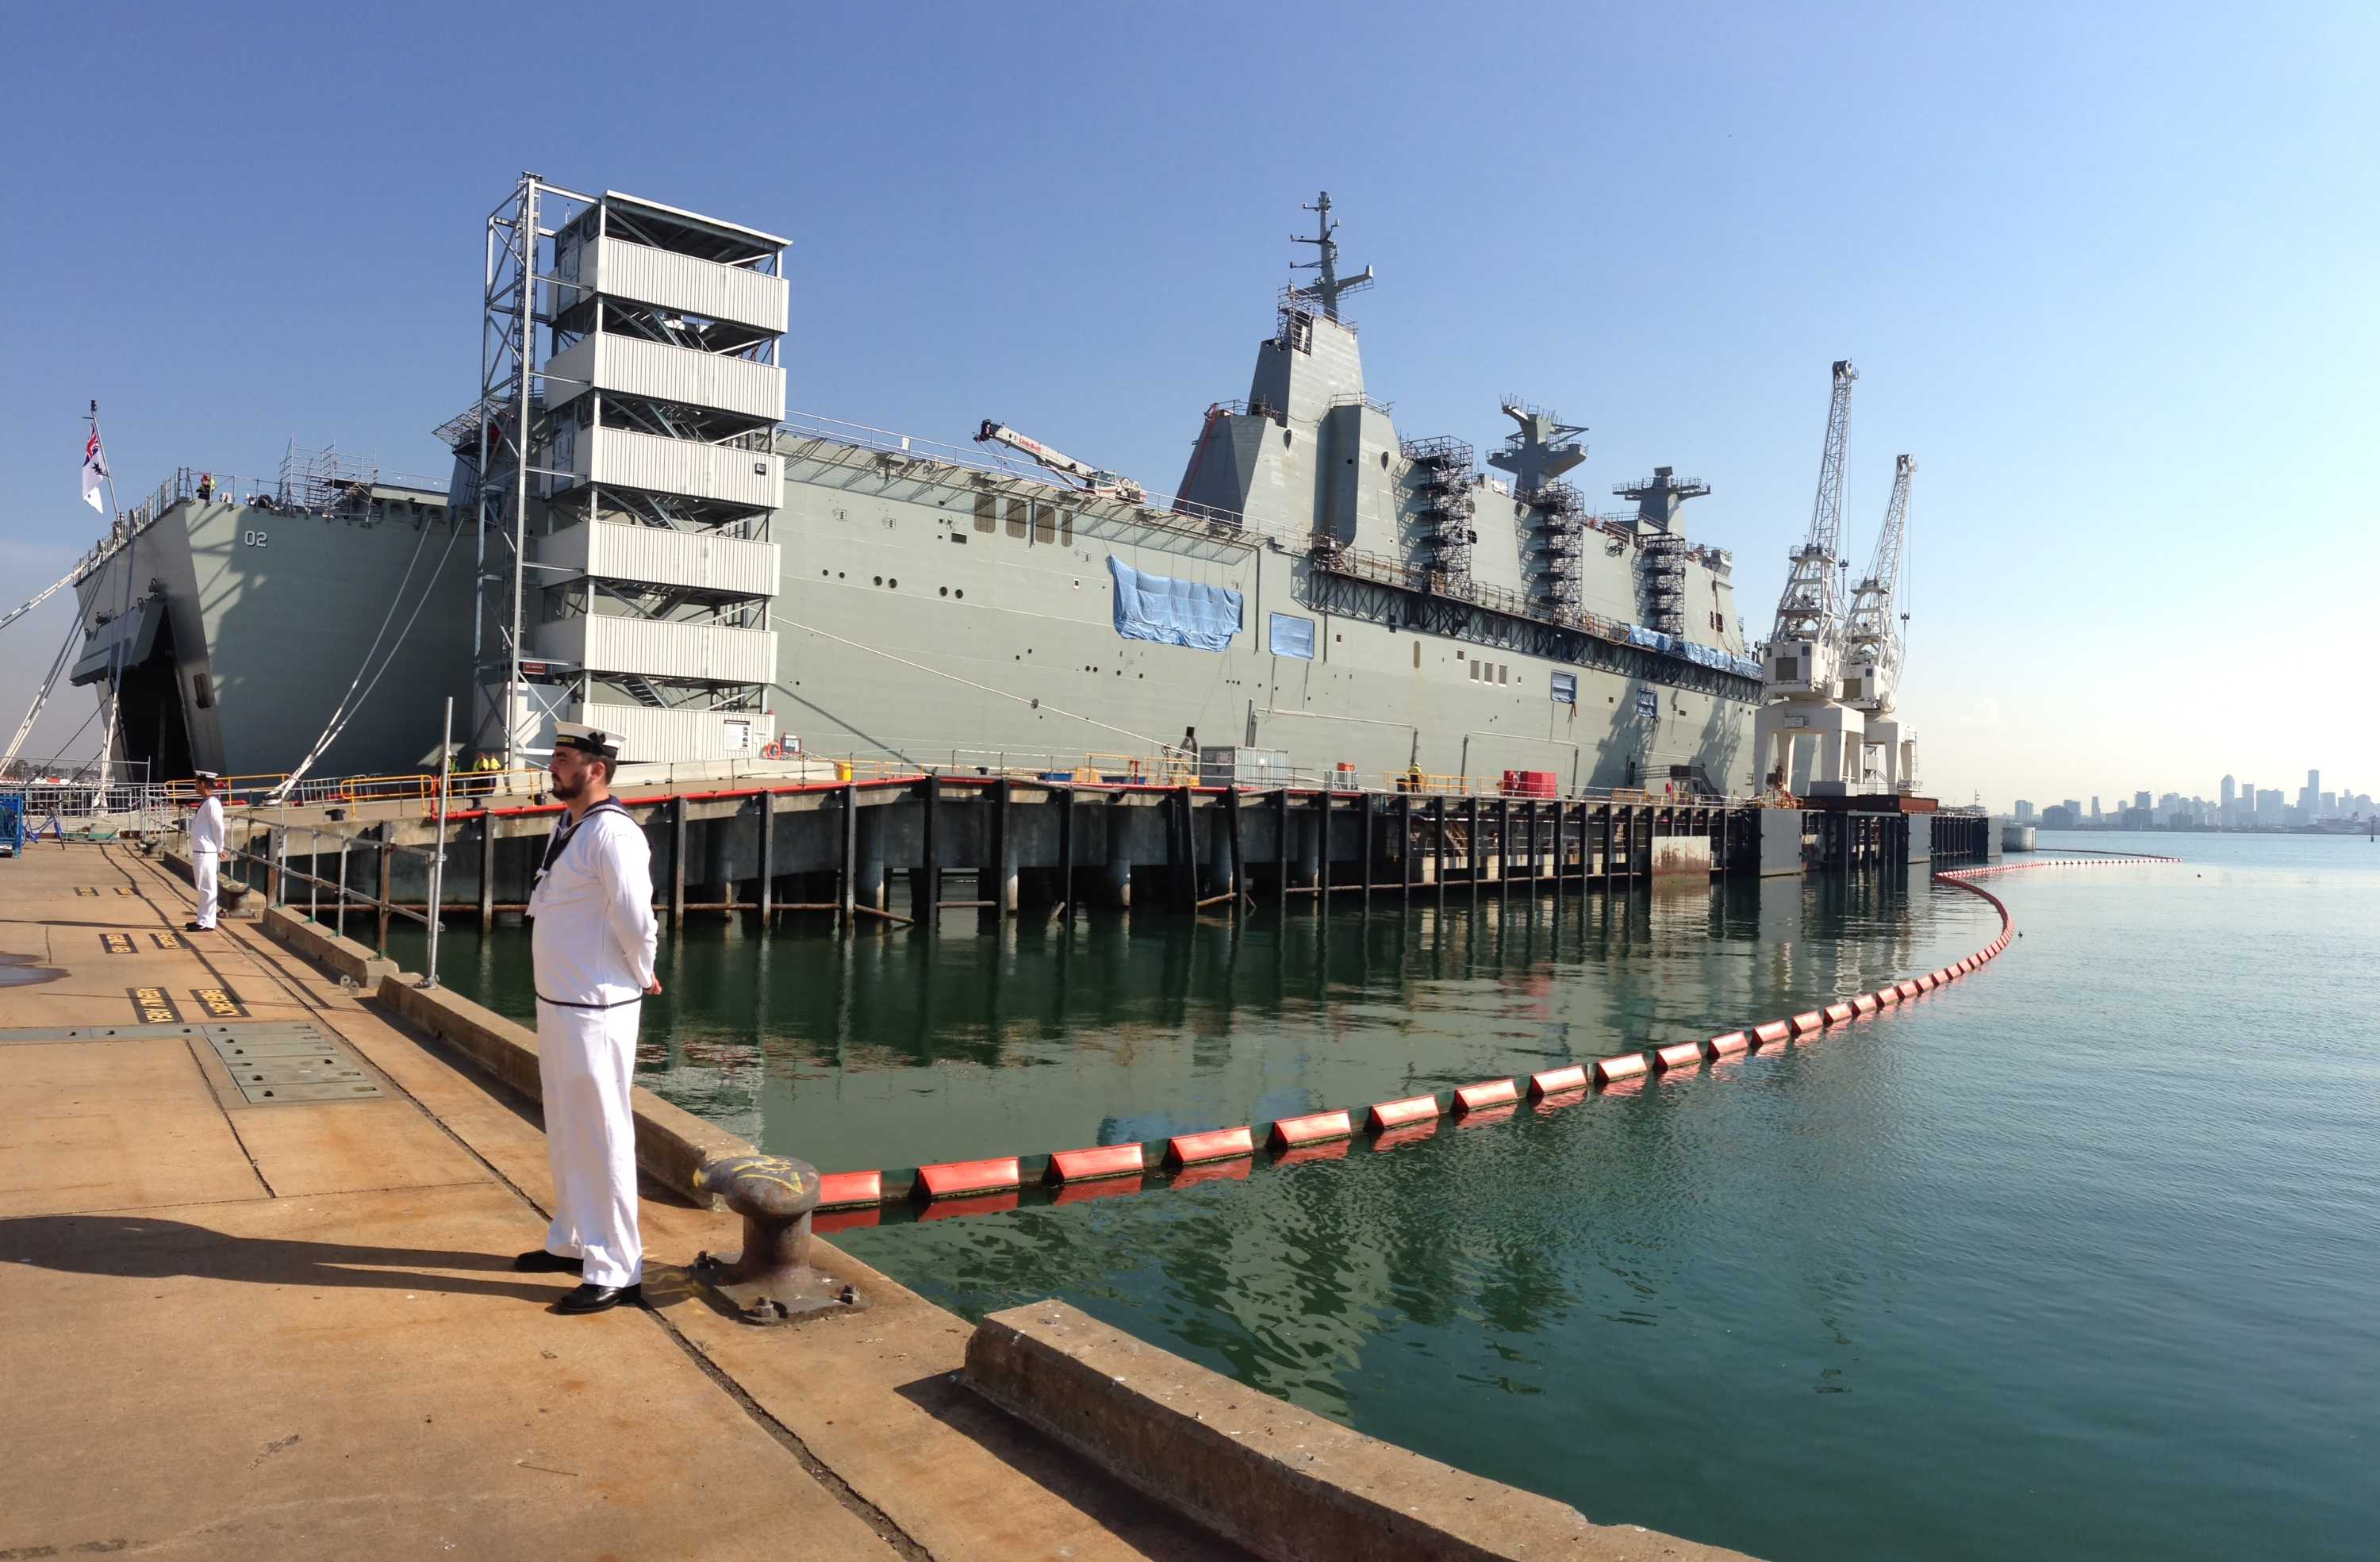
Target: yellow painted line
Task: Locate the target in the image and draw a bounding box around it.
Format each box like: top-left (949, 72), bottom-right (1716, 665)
top-left (100, 933), bottom-right (136, 954)
top-left (150, 931), bottom-right (187, 951)
top-left (129, 986), bottom-right (183, 1024)
top-left (190, 987), bottom-right (250, 1019)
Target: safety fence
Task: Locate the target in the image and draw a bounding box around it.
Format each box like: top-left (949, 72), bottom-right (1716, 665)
top-left (799, 855), bottom-right (2170, 1231)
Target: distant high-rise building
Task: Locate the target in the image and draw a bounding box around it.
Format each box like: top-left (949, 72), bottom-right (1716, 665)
top-left (2257, 787), bottom-right (2285, 821)
top-left (2063, 799), bottom-right (2082, 817)
top-left (2014, 800), bottom-right (2036, 821)
top-left (2221, 775), bottom-right (2236, 808)
top-left (2134, 790), bottom-right (2152, 812)
top-left (2091, 796), bottom-right (2102, 820)
top-left (2321, 791), bottom-right (2337, 816)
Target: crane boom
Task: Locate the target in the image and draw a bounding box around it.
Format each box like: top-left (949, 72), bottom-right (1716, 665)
top-left (974, 420), bottom-right (1146, 503)
top-left (1761, 359), bottom-right (1856, 699)
top-left (1843, 453), bottom-right (1915, 713)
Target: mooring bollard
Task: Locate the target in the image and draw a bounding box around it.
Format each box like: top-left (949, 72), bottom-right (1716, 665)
top-left (689, 1153), bottom-right (867, 1326)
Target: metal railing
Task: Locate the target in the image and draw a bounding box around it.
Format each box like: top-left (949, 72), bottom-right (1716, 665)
top-left (218, 699), bottom-right (457, 986)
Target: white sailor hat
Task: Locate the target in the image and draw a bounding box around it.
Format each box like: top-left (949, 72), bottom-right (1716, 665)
top-left (551, 722), bottom-right (621, 762)
top-left (192, 769), bottom-right (221, 783)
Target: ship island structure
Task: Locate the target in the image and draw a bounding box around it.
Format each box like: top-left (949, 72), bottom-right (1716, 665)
top-left (64, 178), bottom-right (1772, 798)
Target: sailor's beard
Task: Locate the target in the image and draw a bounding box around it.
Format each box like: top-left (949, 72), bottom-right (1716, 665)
top-left (550, 773), bottom-right (585, 802)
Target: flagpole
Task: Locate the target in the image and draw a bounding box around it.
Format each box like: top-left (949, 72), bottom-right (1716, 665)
top-left (90, 400), bottom-right (134, 812)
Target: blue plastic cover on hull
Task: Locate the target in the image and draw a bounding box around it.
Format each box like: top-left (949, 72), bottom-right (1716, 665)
top-left (1109, 557), bottom-right (1242, 651)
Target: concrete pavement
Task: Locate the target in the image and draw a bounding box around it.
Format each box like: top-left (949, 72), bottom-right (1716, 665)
top-left (0, 842), bottom-right (1242, 1560)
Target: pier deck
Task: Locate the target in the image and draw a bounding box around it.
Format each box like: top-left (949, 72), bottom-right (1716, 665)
top-left (0, 843), bottom-right (1248, 1561)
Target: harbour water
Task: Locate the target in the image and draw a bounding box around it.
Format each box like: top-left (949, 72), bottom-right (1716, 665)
top-left (394, 831), bottom-right (2380, 1560)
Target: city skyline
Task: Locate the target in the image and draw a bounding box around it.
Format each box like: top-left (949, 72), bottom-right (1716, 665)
top-left (2012, 766), bottom-right (2370, 828)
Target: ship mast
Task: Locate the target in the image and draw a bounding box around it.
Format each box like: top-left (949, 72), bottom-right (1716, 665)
top-left (1288, 191), bottom-right (1373, 322)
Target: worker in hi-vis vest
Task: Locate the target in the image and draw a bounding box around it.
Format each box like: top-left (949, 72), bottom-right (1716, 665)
top-left (514, 722), bottom-right (660, 1315)
top-left (186, 771), bottom-right (225, 932)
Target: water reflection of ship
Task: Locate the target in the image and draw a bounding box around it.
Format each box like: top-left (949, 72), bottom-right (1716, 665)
top-left (598, 873), bottom-right (1978, 1155)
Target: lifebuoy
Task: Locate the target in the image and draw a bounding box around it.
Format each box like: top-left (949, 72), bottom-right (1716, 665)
top-left (761, 741), bottom-right (785, 759)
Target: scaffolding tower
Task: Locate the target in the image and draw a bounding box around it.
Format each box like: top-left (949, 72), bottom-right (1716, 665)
top-left (1402, 436), bottom-right (1476, 584)
top-left (452, 174), bottom-right (789, 766)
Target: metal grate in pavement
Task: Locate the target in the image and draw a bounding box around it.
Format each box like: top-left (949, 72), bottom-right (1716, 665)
top-left (200, 1022), bottom-right (384, 1105)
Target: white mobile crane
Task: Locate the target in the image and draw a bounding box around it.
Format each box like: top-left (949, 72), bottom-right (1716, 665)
top-left (1752, 359), bottom-right (1866, 798)
top-left (1842, 453), bottom-right (1917, 793)
top-left (974, 420), bottom-right (1146, 504)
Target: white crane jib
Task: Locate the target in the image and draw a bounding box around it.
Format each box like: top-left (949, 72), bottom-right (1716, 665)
top-left (1764, 359), bottom-right (1857, 700)
top-left (974, 420), bottom-right (1146, 503)
top-left (1843, 453), bottom-right (1915, 714)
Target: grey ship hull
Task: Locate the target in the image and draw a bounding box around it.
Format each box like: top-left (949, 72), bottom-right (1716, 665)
top-left (764, 429), bottom-right (1753, 792)
top-left (71, 198), bottom-right (1760, 794)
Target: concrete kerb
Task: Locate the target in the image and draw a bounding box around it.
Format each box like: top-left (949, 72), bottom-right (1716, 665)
top-left (259, 904), bottom-right (401, 989)
top-left (371, 975), bottom-right (750, 1207)
top-left (964, 1300), bottom-right (1752, 1562)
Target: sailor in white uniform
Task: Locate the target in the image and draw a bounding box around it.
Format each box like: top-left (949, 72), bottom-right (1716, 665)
top-left (186, 772), bottom-right (225, 932)
top-left (513, 723), bottom-right (661, 1314)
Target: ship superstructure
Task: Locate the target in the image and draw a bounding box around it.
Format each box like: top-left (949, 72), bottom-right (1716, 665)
top-left (69, 181), bottom-right (1770, 796)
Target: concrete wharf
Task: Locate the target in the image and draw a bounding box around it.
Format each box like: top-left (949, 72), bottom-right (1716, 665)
top-left (0, 839), bottom-right (1751, 1561)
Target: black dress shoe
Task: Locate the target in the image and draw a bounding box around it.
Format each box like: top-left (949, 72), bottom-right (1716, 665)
top-left (183, 921), bottom-right (209, 932)
top-left (512, 1249), bottom-right (583, 1274)
top-left (553, 1282), bottom-right (640, 1315)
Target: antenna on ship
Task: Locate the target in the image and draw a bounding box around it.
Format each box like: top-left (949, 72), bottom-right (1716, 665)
top-left (1288, 191), bottom-right (1373, 322)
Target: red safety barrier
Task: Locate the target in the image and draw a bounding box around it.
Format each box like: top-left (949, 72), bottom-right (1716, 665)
top-left (1875, 986), bottom-right (1902, 1007)
top-left (1049, 1144), bottom-right (1146, 1183)
top-left (1456, 1079), bottom-right (1520, 1111)
top-left (1367, 1095), bottom-right (1441, 1130)
top-left (814, 1205), bottom-right (882, 1236)
top-left (1529, 1064), bottom-right (1589, 1097)
top-left (1707, 1030), bottom-right (1751, 1057)
top-left (1168, 1126), bottom-right (1256, 1165)
top-left (818, 1170), bottom-right (884, 1209)
top-left (916, 1156), bottom-right (1021, 1200)
top-left (1595, 1052), bottom-right (1650, 1083)
top-left (1373, 1120), bottom-right (1441, 1151)
top-left (1852, 992), bottom-right (1881, 1013)
top-left (1654, 1041), bottom-right (1704, 1072)
top-left (1825, 1000), bottom-right (1856, 1024)
top-left (1276, 1138), bottom-right (1353, 1169)
top-left (1896, 980), bottom-right (1923, 1000)
top-left (1752, 1019), bottom-right (1791, 1046)
top-left (1932, 969), bottom-right (1953, 984)
top-left (1916, 974), bottom-right (1937, 992)
top-left (1791, 1010), bottom-right (1825, 1034)
top-left (1457, 1103), bottom-right (1519, 1129)
top-left (1269, 1109), bottom-right (1353, 1149)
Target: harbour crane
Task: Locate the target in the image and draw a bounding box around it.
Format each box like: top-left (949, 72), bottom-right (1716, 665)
top-left (1843, 453), bottom-right (1917, 792)
top-left (1752, 359), bottom-right (1865, 798)
top-left (974, 420), bottom-right (1146, 504)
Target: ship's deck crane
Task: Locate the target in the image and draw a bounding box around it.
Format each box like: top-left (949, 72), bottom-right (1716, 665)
top-left (1752, 359), bottom-right (1865, 798)
top-left (1844, 453), bottom-right (1917, 792)
top-left (974, 420), bottom-right (1146, 504)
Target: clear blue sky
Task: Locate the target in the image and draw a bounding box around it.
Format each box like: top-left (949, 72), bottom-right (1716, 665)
top-left (3, 2), bottom-right (2373, 807)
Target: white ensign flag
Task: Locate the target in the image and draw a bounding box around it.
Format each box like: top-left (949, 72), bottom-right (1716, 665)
top-left (81, 428), bottom-right (109, 513)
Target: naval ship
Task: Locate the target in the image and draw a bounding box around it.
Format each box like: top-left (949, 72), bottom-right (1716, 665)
top-left (69, 182), bottom-right (1763, 794)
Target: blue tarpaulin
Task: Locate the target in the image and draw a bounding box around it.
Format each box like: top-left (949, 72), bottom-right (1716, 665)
top-left (1109, 556), bottom-right (1242, 651)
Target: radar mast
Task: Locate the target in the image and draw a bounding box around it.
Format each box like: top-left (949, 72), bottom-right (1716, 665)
top-left (1288, 191), bottom-right (1374, 321)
